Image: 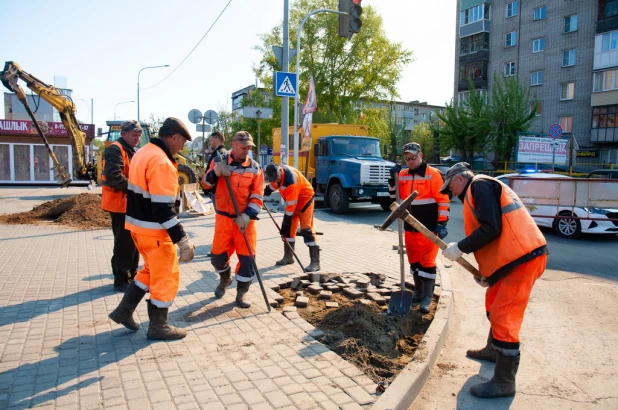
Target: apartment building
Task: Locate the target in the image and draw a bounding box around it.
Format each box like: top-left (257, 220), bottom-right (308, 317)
top-left (455, 0), bottom-right (618, 165)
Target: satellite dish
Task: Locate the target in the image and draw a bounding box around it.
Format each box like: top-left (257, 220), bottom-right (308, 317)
top-left (188, 109), bottom-right (203, 124)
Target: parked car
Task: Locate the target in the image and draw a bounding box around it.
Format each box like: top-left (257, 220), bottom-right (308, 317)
top-left (496, 173), bottom-right (618, 239)
top-left (586, 169), bottom-right (618, 179)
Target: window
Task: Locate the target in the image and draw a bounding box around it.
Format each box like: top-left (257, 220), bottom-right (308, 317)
top-left (459, 60), bottom-right (488, 81)
top-left (564, 15), bottom-right (578, 33)
top-left (458, 90), bottom-right (488, 105)
top-left (506, 2), bottom-right (518, 18)
top-left (561, 82), bottom-right (575, 100)
top-left (592, 105), bottom-right (618, 129)
top-left (559, 116), bottom-right (573, 132)
top-left (601, 31), bottom-right (618, 51)
top-left (505, 32), bottom-right (517, 47)
top-left (593, 69), bottom-right (618, 91)
top-left (532, 38), bottom-right (545, 53)
top-left (460, 4), bottom-right (485, 26)
top-left (531, 71), bottom-right (544, 86)
top-left (460, 32), bottom-right (490, 54)
top-left (534, 6), bottom-right (546, 20)
top-left (599, 0), bottom-right (618, 19)
top-left (532, 102), bottom-right (543, 116)
top-left (504, 62), bottom-right (516, 77)
top-left (562, 49), bottom-right (576, 67)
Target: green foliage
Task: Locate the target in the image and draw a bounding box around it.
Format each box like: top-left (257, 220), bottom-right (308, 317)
top-left (411, 122), bottom-right (434, 161)
top-left (253, 0), bottom-right (412, 128)
top-left (145, 114), bottom-right (166, 138)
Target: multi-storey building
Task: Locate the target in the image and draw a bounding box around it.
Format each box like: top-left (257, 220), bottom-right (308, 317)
top-left (455, 0), bottom-right (618, 166)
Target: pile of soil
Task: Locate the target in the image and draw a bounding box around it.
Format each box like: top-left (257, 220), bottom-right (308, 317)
top-left (0, 193), bottom-right (110, 229)
top-left (278, 289), bottom-right (434, 384)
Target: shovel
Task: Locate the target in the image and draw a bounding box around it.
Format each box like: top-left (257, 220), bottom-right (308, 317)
top-left (388, 173), bottom-right (413, 316)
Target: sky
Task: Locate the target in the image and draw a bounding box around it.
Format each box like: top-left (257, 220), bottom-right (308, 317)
top-left (1, 0), bottom-right (456, 139)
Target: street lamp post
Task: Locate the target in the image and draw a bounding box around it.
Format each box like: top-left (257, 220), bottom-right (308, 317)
top-left (114, 100), bottom-right (135, 120)
top-left (76, 98), bottom-right (93, 124)
top-left (137, 65), bottom-right (169, 122)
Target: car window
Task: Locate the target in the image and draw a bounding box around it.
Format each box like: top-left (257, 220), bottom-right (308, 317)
top-left (587, 172), bottom-right (608, 179)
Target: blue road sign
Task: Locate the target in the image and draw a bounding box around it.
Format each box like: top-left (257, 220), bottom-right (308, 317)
top-left (275, 71), bottom-right (297, 97)
top-left (549, 123), bottom-right (563, 139)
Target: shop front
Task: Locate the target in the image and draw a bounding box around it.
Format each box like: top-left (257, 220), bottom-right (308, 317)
top-left (0, 119), bottom-right (94, 185)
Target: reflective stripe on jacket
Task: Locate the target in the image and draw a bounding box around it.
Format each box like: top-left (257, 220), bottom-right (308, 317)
top-left (125, 138), bottom-right (186, 243)
top-left (269, 165), bottom-right (315, 216)
top-left (101, 141), bottom-right (130, 213)
top-left (463, 174), bottom-right (547, 279)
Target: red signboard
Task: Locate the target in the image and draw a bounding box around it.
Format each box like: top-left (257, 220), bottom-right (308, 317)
top-left (0, 119), bottom-right (95, 139)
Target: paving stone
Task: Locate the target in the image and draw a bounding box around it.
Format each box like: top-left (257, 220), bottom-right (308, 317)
top-left (300, 280), bottom-right (311, 288)
top-left (307, 284), bottom-right (322, 295)
top-left (282, 306), bottom-right (297, 313)
top-left (318, 290), bottom-right (332, 300)
top-left (308, 273), bottom-right (320, 283)
top-left (325, 302), bottom-right (339, 308)
top-left (358, 299), bottom-right (371, 305)
top-left (343, 288), bottom-right (364, 299)
top-left (366, 293), bottom-right (386, 305)
top-left (326, 285), bottom-right (339, 292)
top-left (284, 311), bottom-right (301, 320)
top-left (295, 296), bottom-right (309, 308)
top-left (265, 390), bottom-right (293, 407)
top-left (290, 277), bottom-right (302, 289)
top-left (308, 329), bottom-right (325, 339)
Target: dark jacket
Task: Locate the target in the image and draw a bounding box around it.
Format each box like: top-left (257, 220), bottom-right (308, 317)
top-left (102, 138), bottom-right (137, 192)
top-left (205, 145), bottom-right (227, 193)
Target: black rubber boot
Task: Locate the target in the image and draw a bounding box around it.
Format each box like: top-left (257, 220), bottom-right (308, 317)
top-left (146, 300), bottom-right (187, 340)
top-left (411, 271), bottom-right (422, 305)
top-left (236, 281), bottom-right (252, 308)
top-left (470, 351), bottom-right (520, 398)
top-left (109, 282), bottom-right (146, 331)
top-left (113, 272), bottom-right (131, 292)
top-left (214, 266), bottom-right (232, 299)
top-left (304, 246), bottom-right (320, 272)
top-left (419, 277), bottom-right (435, 314)
top-left (275, 242), bottom-right (295, 266)
top-left (466, 329), bottom-right (496, 362)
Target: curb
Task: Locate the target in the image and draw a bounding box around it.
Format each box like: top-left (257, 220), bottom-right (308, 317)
top-left (371, 259), bottom-right (454, 410)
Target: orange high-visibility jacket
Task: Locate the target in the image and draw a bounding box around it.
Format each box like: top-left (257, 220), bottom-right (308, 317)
top-left (101, 141), bottom-right (130, 213)
top-left (269, 165), bottom-right (315, 217)
top-left (124, 139), bottom-right (186, 243)
top-left (463, 175), bottom-right (547, 279)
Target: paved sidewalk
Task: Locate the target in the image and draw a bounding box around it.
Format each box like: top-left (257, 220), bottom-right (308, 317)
top-left (0, 187), bottom-right (436, 410)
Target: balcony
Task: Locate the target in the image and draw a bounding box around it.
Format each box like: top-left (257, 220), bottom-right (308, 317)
top-left (597, 15), bottom-right (618, 33)
top-left (460, 20), bottom-right (490, 38)
top-left (459, 49), bottom-right (490, 64)
top-left (458, 78), bottom-right (488, 91)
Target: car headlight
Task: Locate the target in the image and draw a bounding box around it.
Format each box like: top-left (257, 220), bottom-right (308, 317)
top-left (358, 188), bottom-right (364, 195)
top-left (586, 207), bottom-right (611, 215)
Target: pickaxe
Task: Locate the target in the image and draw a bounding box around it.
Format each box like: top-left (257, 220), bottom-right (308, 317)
top-left (379, 191), bottom-right (482, 281)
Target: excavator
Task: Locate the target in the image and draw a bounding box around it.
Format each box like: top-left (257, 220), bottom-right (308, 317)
top-left (0, 61), bottom-right (94, 187)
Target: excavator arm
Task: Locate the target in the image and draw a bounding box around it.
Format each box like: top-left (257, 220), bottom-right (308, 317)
top-left (0, 61), bottom-right (92, 186)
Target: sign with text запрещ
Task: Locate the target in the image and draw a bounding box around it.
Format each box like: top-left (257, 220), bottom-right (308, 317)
top-left (517, 136), bottom-right (567, 164)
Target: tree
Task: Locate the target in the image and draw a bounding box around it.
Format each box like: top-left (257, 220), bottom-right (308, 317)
top-left (489, 74), bottom-right (538, 167)
top-left (411, 122), bottom-right (434, 161)
top-left (253, 0), bottom-right (412, 125)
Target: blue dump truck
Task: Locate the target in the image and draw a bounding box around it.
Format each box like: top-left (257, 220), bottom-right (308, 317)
top-left (273, 124), bottom-right (394, 214)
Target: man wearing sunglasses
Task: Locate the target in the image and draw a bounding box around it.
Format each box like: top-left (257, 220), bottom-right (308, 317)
top-left (388, 142), bottom-right (450, 314)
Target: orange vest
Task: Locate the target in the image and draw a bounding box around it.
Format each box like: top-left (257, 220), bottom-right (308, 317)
top-left (463, 175), bottom-right (546, 278)
top-left (101, 141), bottom-right (130, 213)
top-left (270, 166), bottom-right (315, 216)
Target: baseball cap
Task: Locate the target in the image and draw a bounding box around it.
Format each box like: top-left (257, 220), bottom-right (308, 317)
top-left (232, 131), bottom-right (256, 147)
top-left (439, 162), bottom-right (472, 194)
top-left (121, 120), bottom-right (142, 132)
top-left (403, 142), bottom-right (421, 155)
top-left (160, 117), bottom-right (192, 141)
top-left (264, 163), bottom-right (280, 182)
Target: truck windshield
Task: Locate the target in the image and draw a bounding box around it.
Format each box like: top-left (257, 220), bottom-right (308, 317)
top-left (331, 138), bottom-right (381, 157)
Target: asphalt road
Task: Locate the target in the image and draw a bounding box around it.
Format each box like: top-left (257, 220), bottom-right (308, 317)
top-left (316, 200), bottom-right (618, 282)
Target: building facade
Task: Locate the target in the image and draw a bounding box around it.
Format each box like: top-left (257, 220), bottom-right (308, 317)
top-left (455, 0), bottom-right (618, 166)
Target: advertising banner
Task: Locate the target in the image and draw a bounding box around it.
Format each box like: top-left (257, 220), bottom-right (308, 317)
top-left (0, 119), bottom-right (95, 138)
top-left (517, 135), bottom-right (567, 164)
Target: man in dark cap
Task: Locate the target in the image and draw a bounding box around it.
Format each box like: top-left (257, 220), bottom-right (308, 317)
top-left (440, 162), bottom-right (548, 398)
top-left (100, 120), bottom-right (142, 292)
top-left (202, 131), bottom-right (264, 308)
top-left (264, 163), bottom-right (319, 271)
top-left (109, 117), bottom-right (196, 340)
top-left (201, 131), bottom-right (227, 211)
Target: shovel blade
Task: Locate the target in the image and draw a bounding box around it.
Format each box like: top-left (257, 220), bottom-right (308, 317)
top-left (388, 289), bottom-right (413, 316)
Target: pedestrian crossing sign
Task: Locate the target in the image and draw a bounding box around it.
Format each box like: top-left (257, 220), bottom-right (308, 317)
top-left (274, 71), bottom-right (297, 97)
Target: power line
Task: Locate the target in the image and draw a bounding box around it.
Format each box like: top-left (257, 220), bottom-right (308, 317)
top-left (142, 0), bottom-right (234, 90)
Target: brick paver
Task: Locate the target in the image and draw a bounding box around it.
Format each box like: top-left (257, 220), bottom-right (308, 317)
top-left (0, 191), bottom-right (411, 409)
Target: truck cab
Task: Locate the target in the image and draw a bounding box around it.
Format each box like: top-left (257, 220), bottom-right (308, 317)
top-left (314, 135), bottom-right (394, 213)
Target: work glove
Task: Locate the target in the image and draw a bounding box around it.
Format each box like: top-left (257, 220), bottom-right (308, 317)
top-left (264, 185), bottom-right (273, 197)
top-left (280, 215), bottom-right (292, 238)
top-left (234, 213), bottom-right (251, 233)
top-left (177, 235), bottom-right (195, 263)
top-left (214, 160), bottom-right (231, 177)
top-left (442, 242), bottom-right (463, 261)
top-left (434, 223), bottom-right (448, 240)
top-left (474, 275), bottom-right (490, 288)
top-left (389, 164), bottom-right (402, 179)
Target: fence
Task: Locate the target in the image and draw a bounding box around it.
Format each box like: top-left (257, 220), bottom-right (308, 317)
top-left (451, 161), bottom-right (617, 177)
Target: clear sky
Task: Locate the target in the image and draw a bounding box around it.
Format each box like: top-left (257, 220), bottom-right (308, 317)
top-left (1, 0), bottom-right (456, 138)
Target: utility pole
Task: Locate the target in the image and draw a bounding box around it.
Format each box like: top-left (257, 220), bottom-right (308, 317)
top-left (281, 0), bottom-right (290, 167)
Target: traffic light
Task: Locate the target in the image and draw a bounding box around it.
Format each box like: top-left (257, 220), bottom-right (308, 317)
top-left (338, 0), bottom-right (363, 39)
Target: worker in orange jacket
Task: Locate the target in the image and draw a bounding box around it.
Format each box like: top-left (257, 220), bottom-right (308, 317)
top-left (109, 117), bottom-right (196, 340)
top-left (100, 120), bottom-right (142, 292)
top-left (440, 162), bottom-right (548, 399)
top-left (388, 142), bottom-right (450, 313)
top-left (201, 131), bottom-right (264, 308)
top-left (263, 163), bottom-right (319, 272)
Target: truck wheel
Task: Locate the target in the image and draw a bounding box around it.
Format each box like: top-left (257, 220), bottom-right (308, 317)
top-left (379, 198), bottom-right (393, 212)
top-left (178, 164), bottom-right (197, 186)
top-left (328, 183), bottom-right (349, 214)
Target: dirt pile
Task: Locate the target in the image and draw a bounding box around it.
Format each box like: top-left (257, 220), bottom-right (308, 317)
top-left (278, 289), bottom-right (434, 384)
top-left (0, 193), bottom-right (110, 229)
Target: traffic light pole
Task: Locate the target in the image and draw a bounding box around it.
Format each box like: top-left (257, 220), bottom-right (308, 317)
top-left (293, 9), bottom-right (348, 170)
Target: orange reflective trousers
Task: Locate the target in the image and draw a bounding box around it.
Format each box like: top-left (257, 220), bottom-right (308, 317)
top-left (211, 214), bottom-right (257, 282)
top-left (404, 231), bottom-right (439, 278)
top-left (287, 200), bottom-right (316, 245)
top-left (485, 254), bottom-right (547, 344)
top-left (132, 233), bottom-right (179, 308)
